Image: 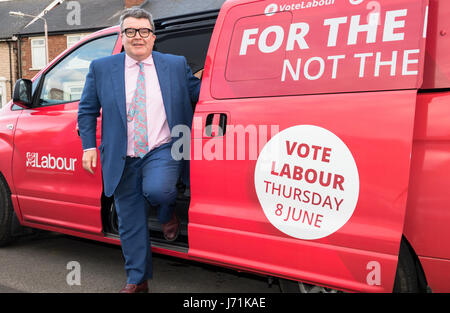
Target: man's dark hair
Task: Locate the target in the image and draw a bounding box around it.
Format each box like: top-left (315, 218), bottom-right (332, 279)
top-left (119, 7), bottom-right (155, 32)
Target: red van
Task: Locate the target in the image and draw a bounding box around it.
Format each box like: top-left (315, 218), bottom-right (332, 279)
top-left (1, 0), bottom-right (449, 293)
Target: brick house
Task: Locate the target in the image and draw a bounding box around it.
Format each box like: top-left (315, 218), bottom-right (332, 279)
top-left (0, 40), bottom-right (17, 108)
top-left (0, 0), bottom-right (225, 108)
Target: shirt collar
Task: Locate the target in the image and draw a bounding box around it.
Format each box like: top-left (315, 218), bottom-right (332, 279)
top-left (125, 53), bottom-right (154, 68)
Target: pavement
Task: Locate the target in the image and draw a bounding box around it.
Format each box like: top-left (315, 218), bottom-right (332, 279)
top-left (0, 231), bottom-right (279, 293)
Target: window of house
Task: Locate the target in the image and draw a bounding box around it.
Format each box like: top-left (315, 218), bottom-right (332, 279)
top-left (31, 38), bottom-right (46, 70)
top-left (0, 78), bottom-right (6, 108)
top-left (67, 34), bottom-right (89, 49)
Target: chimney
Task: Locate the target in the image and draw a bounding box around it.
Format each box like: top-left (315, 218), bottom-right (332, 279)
top-left (124, 0), bottom-right (145, 8)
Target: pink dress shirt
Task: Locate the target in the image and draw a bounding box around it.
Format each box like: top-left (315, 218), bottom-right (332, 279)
top-left (124, 54), bottom-right (171, 156)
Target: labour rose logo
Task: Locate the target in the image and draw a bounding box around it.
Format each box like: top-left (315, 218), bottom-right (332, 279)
top-left (264, 3), bottom-right (278, 16)
top-left (26, 152), bottom-right (37, 167)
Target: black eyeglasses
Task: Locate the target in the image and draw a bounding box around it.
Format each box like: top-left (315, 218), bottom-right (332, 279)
top-left (122, 28), bottom-right (154, 38)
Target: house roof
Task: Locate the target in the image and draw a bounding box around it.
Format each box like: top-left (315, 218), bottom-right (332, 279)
top-left (141, 0), bottom-right (226, 20)
top-left (0, 0), bottom-right (226, 39)
top-left (0, 0), bottom-right (123, 39)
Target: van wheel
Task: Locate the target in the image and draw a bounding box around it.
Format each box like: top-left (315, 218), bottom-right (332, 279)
top-left (278, 279), bottom-right (341, 293)
top-left (0, 179), bottom-right (14, 246)
top-left (393, 239), bottom-right (420, 293)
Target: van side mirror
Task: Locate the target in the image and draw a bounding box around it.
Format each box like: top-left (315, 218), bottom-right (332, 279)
top-left (13, 79), bottom-right (33, 108)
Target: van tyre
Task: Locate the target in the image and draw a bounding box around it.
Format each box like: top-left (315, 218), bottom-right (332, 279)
top-left (0, 179), bottom-right (14, 246)
top-left (393, 239), bottom-right (421, 293)
top-left (279, 279), bottom-right (340, 293)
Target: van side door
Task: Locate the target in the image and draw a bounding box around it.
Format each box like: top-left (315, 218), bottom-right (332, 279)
top-left (189, 0), bottom-right (429, 292)
top-left (12, 33), bottom-right (119, 234)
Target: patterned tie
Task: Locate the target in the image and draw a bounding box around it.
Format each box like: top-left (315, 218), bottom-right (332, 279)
top-left (127, 62), bottom-right (149, 158)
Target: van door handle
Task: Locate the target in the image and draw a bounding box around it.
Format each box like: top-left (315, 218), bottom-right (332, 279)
top-left (204, 113), bottom-right (227, 137)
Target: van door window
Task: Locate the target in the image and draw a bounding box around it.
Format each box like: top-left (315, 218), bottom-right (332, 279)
top-left (226, 12), bottom-right (292, 82)
top-left (38, 34), bottom-right (118, 106)
top-left (154, 27), bottom-right (214, 75)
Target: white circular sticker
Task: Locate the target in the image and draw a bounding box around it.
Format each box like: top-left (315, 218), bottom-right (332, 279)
top-left (254, 125), bottom-right (359, 240)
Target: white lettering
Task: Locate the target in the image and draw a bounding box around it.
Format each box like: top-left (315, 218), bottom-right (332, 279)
top-left (259, 26), bottom-right (284, 53)
top-left (57, 157), bottom-right (64, 170)
top-left (423, 6), bottom-right (429, 38)
top-left (26, 152), bottom-right (77, 172)
top-left (286, 23), bottom-right (310, 51)
top-left (383, 9), bottom-right (407, 42)
top-left (282, 58), bottom-right (302, 81)
top-left (375, 51), bottom-right (398, 77)
top-left (402, 49), bottom-right (420, 76)
top-left (41, 155), bottom-right (47, 168)
top-left (49, 155), bottom-right (56, 169)
top-left (354, 53), bottom-right (373, 78)
top-left (304, 57), bottom-right (325, 80)
top-left (239, 28), bottom-right (259, 55)
top-left (327, 55), bottom-right (346, 79)
top-left (348, 13), bottom-right (379, 45)
top-left (324, 16), bottom-right (348, 47)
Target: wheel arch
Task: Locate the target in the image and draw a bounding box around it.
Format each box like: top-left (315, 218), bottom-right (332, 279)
top-left (0, 170), bottom-right (22, 222)
top-left (401, 234), bottom-right (429, 292)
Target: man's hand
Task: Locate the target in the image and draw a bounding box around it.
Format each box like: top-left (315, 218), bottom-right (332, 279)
top-left (82, 149), bottom-right (97, 174)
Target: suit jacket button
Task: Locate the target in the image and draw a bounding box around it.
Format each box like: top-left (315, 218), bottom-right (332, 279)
top-left (122, 156), bottom-right (126, 160)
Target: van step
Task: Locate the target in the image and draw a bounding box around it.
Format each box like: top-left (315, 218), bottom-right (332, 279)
top-left (103, 231), bottom-right (189, 253)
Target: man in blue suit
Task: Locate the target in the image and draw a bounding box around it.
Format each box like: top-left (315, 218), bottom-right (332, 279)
top-left (77, 7), bottom-right (201, 293)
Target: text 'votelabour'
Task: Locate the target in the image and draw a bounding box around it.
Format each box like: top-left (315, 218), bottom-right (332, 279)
top-left (238, 7), bottom-right (426, 82)
top-left (254, 126), bottom-right (360, 240)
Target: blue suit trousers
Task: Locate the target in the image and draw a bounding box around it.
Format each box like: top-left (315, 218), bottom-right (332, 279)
top-left (113, 142), bottom-right (181, 284)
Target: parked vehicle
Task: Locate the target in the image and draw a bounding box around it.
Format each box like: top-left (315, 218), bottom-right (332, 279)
top-left (1, 0), bottom-right (448, 292)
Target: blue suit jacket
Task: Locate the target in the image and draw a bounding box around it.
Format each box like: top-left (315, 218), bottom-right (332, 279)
top-left (78, 51), bottom-right (201, 197)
